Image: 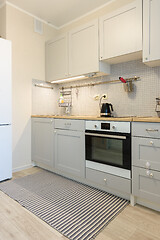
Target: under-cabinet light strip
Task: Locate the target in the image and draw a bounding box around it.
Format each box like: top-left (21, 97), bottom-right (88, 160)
top-left (34, 84), bottom-right (54, 89)
top-left (51, 75), bottom-right (86, 84)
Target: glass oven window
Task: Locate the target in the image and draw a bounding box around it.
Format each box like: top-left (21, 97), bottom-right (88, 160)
top-left (91, 137), bottom-right (123, 167)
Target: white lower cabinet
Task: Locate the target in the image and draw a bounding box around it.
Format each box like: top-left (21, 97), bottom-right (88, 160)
top-left (54, 129), bottom-right (85, 178)
top-left (132, 136), bottom-right (160, 171)
top-left (132, 122), bottom-right (160, 211)
top-left (54, 119), bottom-right (85, 178)
top-left (132, 166), bottom-right (160, 206)
top-left (32, 118), bottom-right (54, 168)
top-left (32, 118), bottom-right (160, 210)
top-left (86, 168), bottom-right (131, 199)
top-left (32, 118), bottom-right (85, 179)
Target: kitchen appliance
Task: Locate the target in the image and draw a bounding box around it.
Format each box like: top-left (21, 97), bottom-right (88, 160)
top-left (0, 38), bottom-right (12, 181)
top-left (155, 97), bottom-right (160, 113)
top-left (100, 103), bottom-right (113, 117)
top-left (85, 120), bottom-right (131, 179)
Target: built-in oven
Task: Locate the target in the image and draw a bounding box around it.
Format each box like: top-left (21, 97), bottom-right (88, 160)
top-left (85, 121), bottom-right (131, 179)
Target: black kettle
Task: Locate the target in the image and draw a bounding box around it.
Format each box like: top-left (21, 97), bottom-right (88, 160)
top-left (100, 103), bottom-right (113, 117)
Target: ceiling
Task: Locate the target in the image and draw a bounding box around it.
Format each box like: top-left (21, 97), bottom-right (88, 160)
top-left (2, 0), bottom-right (113, 28)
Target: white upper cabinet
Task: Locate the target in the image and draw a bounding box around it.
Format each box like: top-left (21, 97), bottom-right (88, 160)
top-left (45, 34), bottom-right (68, 82)
top-left (143, 0), bottom-right (160, 67)
top-left (99, 0), bottom-right (142, 64)
top-left (45, 19), bottom-right (110, 83)
top-left (69, 20), bottom-right (99, 76)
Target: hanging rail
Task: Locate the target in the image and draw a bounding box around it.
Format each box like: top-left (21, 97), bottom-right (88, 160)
top-left (59, 76), bottom-right (140, 90)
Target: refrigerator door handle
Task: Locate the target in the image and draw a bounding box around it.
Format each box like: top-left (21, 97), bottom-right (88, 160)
top-left (0, 124), bottom-right (11, 126)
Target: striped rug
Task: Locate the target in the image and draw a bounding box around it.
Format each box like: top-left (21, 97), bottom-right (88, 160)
top-left (0, 169), bottom-right (128, 240)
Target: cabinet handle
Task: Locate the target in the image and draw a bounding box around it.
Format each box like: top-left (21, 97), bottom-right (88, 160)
top-left (146, 162), bottom-right (151, 169)
top-left (65, 123), bottom-right (71, 126)
top-left (150, 141), bottom-right (154, 145)
top-left (146, 170), bottom-right (154, 178)
top-left (146, 170), bottom-right (150, 176)
top-left (149, 173), bottom-right (154, 178)
top-left (146, 129), bottom-right (158, 132)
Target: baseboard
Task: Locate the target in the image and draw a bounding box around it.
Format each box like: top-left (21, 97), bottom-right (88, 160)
top-left (12, 163), bottom-right (34, 173)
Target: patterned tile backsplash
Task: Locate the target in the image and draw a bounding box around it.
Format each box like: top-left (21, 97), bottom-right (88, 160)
top-left (32, 60), bottom-right (160, 117)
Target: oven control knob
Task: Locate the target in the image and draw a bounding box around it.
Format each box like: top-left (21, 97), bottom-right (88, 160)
top-left (94, 124), bottom-right (98, 129)
top-left (112, 125), bottom-right (116, 130)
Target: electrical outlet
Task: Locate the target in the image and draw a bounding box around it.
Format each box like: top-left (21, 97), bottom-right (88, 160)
top-left (102, 94), bottom-right (108, 99)
top-left (94, 94), bottom-right (100, 100)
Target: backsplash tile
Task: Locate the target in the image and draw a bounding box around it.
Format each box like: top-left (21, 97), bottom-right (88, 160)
top-left (58, 60), bottom-right (160, 117)
top-left (32, 60), bottom-right (160, 117)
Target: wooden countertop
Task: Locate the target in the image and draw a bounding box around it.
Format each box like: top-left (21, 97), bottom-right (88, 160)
top-left (31, 115), bottom-right (132, 121)
top-left (133, 117), bottom-right (160, 122)
top-left (31, 115), bottom-right (129, 121)
top-left (31, 115), bottom-right (160, 122)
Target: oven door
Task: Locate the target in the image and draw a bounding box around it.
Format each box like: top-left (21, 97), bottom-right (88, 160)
top-left (85, 130), bottom-right (131, 170)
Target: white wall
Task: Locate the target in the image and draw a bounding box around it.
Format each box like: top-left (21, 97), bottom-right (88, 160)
top-left (5, 4), bottom-right (57, 171)
top-left (32, 79), bottom-right (58, 115)
top-left (0, 5), bottom-right (6, 38)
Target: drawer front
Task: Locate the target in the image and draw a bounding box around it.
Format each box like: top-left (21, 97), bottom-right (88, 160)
top-left (132, 166), bottom-right (160, 205)
top-left (55, 119), bottom-right (85, 131)
top-left (86, 168), bottom-right (131, 194)
top-left (132, 137), bottom-right (160, 171)
top-left (132, 122), bottom-right (160, 138)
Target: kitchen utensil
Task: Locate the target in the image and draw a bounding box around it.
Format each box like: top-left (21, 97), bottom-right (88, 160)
top-left (123, 81), bottom-right (133, 92)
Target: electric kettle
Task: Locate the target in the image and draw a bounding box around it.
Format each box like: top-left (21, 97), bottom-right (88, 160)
top-left (100, 103), bottom-right (113, 117)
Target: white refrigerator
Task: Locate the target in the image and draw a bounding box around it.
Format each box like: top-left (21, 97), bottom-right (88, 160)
top-left (0, 38), bottom-right (12, 181)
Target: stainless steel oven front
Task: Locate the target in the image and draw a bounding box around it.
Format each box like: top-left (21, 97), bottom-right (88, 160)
top-left (85, 121), bottom-right (131, 179)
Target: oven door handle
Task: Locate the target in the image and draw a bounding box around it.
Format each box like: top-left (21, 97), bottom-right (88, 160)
top-left (85, 132), bottom-right (126, 140)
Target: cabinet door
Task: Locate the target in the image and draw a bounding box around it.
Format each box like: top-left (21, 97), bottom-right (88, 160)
top-left (132, 166), bottom-right (160, 206)
top-left (45, 34), bottom-right (68, 82)
top-left (55, 129), bottom-right (85, 178)
top-left (69, 19), bottom-right (99, 76)
top-left (132, 136), bottom-right (160, 171)
top-left (99, 0), bottom-right (142, 63)
top-left (32, 118), bottom-right (54, 167)
top-left (143, 0), bottom-right (160, 66)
